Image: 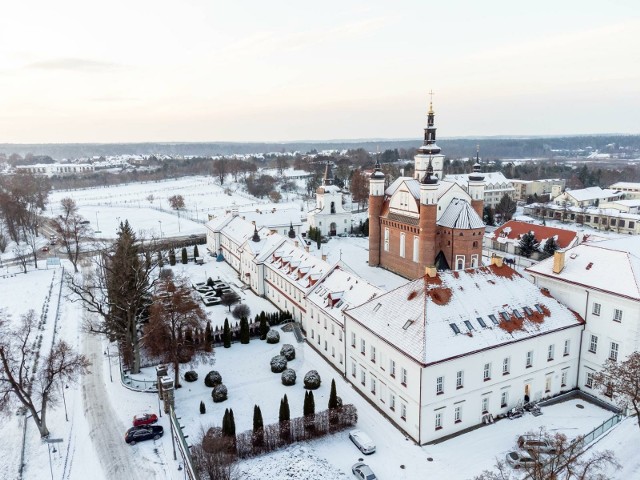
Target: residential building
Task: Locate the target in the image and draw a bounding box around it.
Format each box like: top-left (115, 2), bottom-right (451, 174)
top-left (523, 203), bottom-right (640, 235)
top-left (609, 182), bottom-right (640, 200)
top-left (485, 220), bottom-right (579, 259)
top-left (510, 179), bottom-right (565, 202)
top-left (448, 171), bottom-right (515, 208)
top-left (553, 187), bottom-right (623, 208)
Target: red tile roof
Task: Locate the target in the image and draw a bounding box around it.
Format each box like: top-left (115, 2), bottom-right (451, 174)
top-left (492, 220), bottom-right (577, 248)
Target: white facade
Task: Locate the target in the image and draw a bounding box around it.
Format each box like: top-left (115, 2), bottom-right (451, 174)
top-left (526, 238), bottom-right (640, 405)
top-left (447, 172), bottom-right (515, 208)
top-left (609, 182), bottom-right (640, 200)
top-left (307, 184), bottom-right (352, 236)
top-left (553, 187), bottom-right (623, 208)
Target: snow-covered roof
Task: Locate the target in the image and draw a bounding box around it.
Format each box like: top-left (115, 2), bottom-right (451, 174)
top-left (526, 237), bottom-right (640, 300)
top-left (265, 242), bottom-right (331, 292)
top-left (237, 206), bottom-right (302, 228)
top-left (346, 264), bottom-right (584, 366)
top-left (437, 198), bottom-right (484, 229)
top-left (318, 185), bottom-right (342, 194)
top-left (221, 216), bottom-right (257, 246)
top-left (385, 177), bottom-right (420, 199)
top-left (609, 182), bottom-right (640, 190)
top-left (307, 265), bottom-right (382, 326)
top-left (446, 171), bottom-right (512, 188)
top-left (491, 221), bottom-right (577, 249)
top-left (564, 187), bottom-right (622, 202)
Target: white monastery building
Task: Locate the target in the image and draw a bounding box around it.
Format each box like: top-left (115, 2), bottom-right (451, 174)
top-left (307, 162), bottom-right (352, 236)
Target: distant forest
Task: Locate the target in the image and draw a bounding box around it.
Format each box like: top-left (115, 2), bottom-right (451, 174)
top-left (1, 134), bottom-right (639, 160)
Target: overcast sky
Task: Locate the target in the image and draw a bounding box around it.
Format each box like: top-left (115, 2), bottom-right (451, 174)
top-left (1, 0), bottom-right (638, 143)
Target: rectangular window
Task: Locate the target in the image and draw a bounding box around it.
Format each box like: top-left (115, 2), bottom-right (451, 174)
top-left (401, 368), bottom-right (408, 386)
top-left (436, 376), bottom-right (444, 395)
top-left (331, 324), bottom-right (335, 335)
top-left (561, 370), bottom-right (568, 387)
top-left (351, 362), bottom-right (356, 378)
top-left (435, 411), bottom-right (442, 429)
top-left (614, 309), bottom-right (623, 322)
top-left (324, 318), bottom-right (327, 329)
top-left (371, 377), bottom-right (376, 395)
top-left (361, 338), bottom-right (366, 355)
top-left (564, 339), bottom-right (570, 356)
top-left (324, 340), bottom-right (327, 351)
top-left (390, 393), bottom-right (396, 411)
top-left (547, 344), bottom-right (555, 361)
top-left (413, 236), bottom-right (419, 262)
top-left (482, 397), bottom-right (489, 414)
top-left (610, 342), bottom-right (619, 361)
top-left (351, 332), bottom-right (356, 347)
top-left (592, 302), bottom-right (601, 316)
top-left (384, 228), bottom-right (389, 251)
top-left (501, 391), bottom-right (508, 408)
top-left (477, 317), bottom-right (487, 328)
top-left (456, 370), bottom-right (464, 389)
top-left (502, 357), bottom-right (510, 375)
top-left (589, 335), bottom-right (598, 353)
top-left (390, 360), bottom-right (396, 377)
top-left (339, 330), bottom-right (343, 342)
top-left (488, 314), bottom-right (499, 325)
top-left (526, 350), bottom-right (533, 368)
top-left (400, 232), bottom-right (406, 258)
top-left (450, 323), bottom-right (461, 334)
top-left (371, 346), bottom-right (376, 363)
top-left (361, 369), bottom-right (366, 386)
top-left (454, 405), bottom-right (461, 423)
top-left (586, 371), bottom-right (594, 388)
top-left (545, 376), bottom-right (552, 393)
top-left (331, 346), bottom-right (335, 357)
top-left (340, 353), bottom-right (344, 365)
top-left (401, 403), bottom-right (407, 421)
top-left (483, 363), bottom-right (491, 381)
top-left (464, 320), bottom-right (474, 331)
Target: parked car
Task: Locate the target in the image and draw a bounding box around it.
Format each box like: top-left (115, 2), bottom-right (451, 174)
top-left (352, 462), bottom-right (377, 480)
top-left (41, 246), bottom-right (50, 252)
top-left (517, 435), bottom-right (557, 454)
top-left (124, 425), bottom-right (164, 445)
top-left (349, 429), bottom-right (376, 454)
top-left (133, 413), bottom-right (158, 427)
top-left (506, 450), bottom-right (537, 469)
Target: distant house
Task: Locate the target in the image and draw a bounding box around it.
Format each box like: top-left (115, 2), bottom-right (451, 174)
top-left (485, 220), bottom-right (579, 259)
top-left (447, 171), bottom-right (515, 208)
top-left (609, 182), bottom-right (640, 200)
top-left (553, 187), bottom-right (622, 207)
top-left (510, 179), bottom-right (565, 202)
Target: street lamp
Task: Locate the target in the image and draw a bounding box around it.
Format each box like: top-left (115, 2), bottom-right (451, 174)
top-left (95, 211), bottom-right (100, 233)
top-left (158, 220), bottom-right (163, 239)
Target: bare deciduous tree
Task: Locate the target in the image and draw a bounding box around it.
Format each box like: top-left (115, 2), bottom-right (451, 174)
top-left (168, 194), bottom-right (185, 211)
top-left (0, 310), bottom-right (91, 437)
top-left (145, 276), bottom-right (206, 388)
top-left (594, 352), bottom-right (640, 428)
top-left (53, 197), bottom-right (91, 273)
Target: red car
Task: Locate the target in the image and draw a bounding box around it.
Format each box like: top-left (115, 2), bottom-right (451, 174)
top-left (132, 413), bottom-right (158, 427)
top-left (41, 246), bottom-right (50, 252)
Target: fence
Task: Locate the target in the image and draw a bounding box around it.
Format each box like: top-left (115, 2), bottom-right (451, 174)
top-left (580, 412), bottom-right (623, 446)
top-left (120, 369), bottom-right (158, 393)
top-left (170, 406), bottom-right (197, 480)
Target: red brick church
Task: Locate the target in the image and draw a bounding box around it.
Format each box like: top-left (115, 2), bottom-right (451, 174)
top-left (368, 101), bottom-right (486, 279)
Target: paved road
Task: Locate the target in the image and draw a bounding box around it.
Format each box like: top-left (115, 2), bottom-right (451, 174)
top-left (81, 327), bottom-right (154, 480)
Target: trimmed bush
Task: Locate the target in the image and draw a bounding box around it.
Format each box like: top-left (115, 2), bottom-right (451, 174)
top-left (212, 384), bottom-right (228, 403)
top-left (270, 355), bottom-right (287, 373)
top-left (280, 344), bottom-right (295, 361)
top-left (204, 370), bottom-right (223, 388)
top-left (184, 370), bottom-right (198, 382)
top-left (266, 330), bottom-right (280, 344)
top-left (304, 370), bottom-right (321, 390)
top-left (281, 368), bottom-right (296, 386)
top-left (200, 401), bottom-right (206, 414)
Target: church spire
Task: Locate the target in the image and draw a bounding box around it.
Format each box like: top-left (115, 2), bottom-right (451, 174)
top-left (469, 145), bottom-right (484, 181)
top-left (418, 90), bottom-right (441, 155)
top-left (252, 224), bottom-right (260, 242)
top-left (421, 157), bottom-right (438, 185)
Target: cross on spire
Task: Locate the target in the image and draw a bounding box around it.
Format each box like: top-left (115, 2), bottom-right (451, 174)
top-left (428, 90), bottom-right (435, 114)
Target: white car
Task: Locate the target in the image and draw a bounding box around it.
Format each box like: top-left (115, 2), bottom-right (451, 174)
top-left (349, 429), bottom-right (376, 455)
top-left (506, 450), bottom-right (537, 469)
top-left (352, 462), bottom-right (377, 480)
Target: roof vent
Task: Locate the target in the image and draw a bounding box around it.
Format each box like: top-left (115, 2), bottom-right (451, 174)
top-left (586, 262), bottom-right (593, 270)
top-left (402, 319), bottom-right (414, 330)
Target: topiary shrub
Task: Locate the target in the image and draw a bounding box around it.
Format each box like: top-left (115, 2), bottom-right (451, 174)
top-left (266, 330), bottom-right (280, 344)
top-left (280, 344), bottom-right (295, 361)
top-left (281, 368), bottom-right (296, 386)
top-left (212, 384), bottom-right (228, 403)
top-left (184, 371), bottom-right (198, 382)
top-left (270, 355), bottom-right (287, 373)
top-left (304, 370), bottom-right (321, 390)
top-left (204, 370), bottom-right (223, 388)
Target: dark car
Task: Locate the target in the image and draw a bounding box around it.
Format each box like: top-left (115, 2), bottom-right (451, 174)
top-left (132, 413), bottom-right (158, 427)
top-left (125, 425), bottom-right (164, 445)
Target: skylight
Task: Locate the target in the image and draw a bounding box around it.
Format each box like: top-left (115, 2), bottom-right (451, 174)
top-left (500, 311), bottom-right (510, 321)
top-left (464, 320), bottom-right (474, 331)
top-left (534, 304), bottom-right (544, 314)
top-left (513, 309), bottom-right (523, 319)
top-left (523, 306), bottom-right (533, 316)
top-left (402, 319), bottom-right (414, 330)
top-left (450, 323), bottom-right (461, 334)
top-left (373, 303), bottom-right (382, 312)
top-left (488, 314), bottom-right (498, 325)
top-left (477, 317), bottom-right (487, 328)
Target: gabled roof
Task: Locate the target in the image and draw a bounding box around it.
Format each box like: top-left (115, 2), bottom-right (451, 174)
top-left (526, 237), bottom-right (640, 300)
top-left (437, 198), bottom-right (484, 229)
top-left (385, 177), bottom-right (420, 199)
top-left (564, 187), bottom-right (622, 202)
top-left (491, 220), bottom-right (577, 249)
top-left (346, 264), bottom-right (583, 366)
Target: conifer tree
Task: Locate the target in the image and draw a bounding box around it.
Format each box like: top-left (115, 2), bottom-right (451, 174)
top-left (200, 400), bottom-right (206, 414)
top-left (228, 409), bottom-right (236, 436)
top-left (279, 394), bottom-right (290, 423)
top-left (303, 390), bottom-right (315, 417)
top-left (193, 244), bottom-right (199, 259)
top-left (169, 248), bottom-right (176, 266)
top-left (181, 247), bottom-right (188, 264)
top-left (328, 379), bottom-right (338, 410)
top-left (259, 315), bottom-right (269, 340)
top-left (240, 317), bottom-right (250, 344)
top-left (204, 320), bottom-right (213, 352)
top-left (157, 251), bottom-right (164, 267)
top-left (222, 408), bottom-right (229, 435)
top-left (543, 236), bottom-right (559, 257)
top-left (518, 232), bottom-right (540, 258)
top-left (252, 405), bottom-right (264, 446)
top-left (223, 318), bottom-right (231, 348)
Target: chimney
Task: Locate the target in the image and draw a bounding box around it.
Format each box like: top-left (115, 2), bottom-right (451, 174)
top-left (490, 255), bottom-right (504, 268)
top-left (321, 253), bottom-right (327, 261)
top-left (294, 240), bottom-right (299, 248)
top-left (305, 245), bottom-right (310, 253)
top-left (553, 250), bottom-right (565, 274)
top-left (424, 265), bottom-right (437, 278)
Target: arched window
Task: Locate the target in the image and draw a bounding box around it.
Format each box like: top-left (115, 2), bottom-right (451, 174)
top-left (473, 241), bottom-right (478, 248)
